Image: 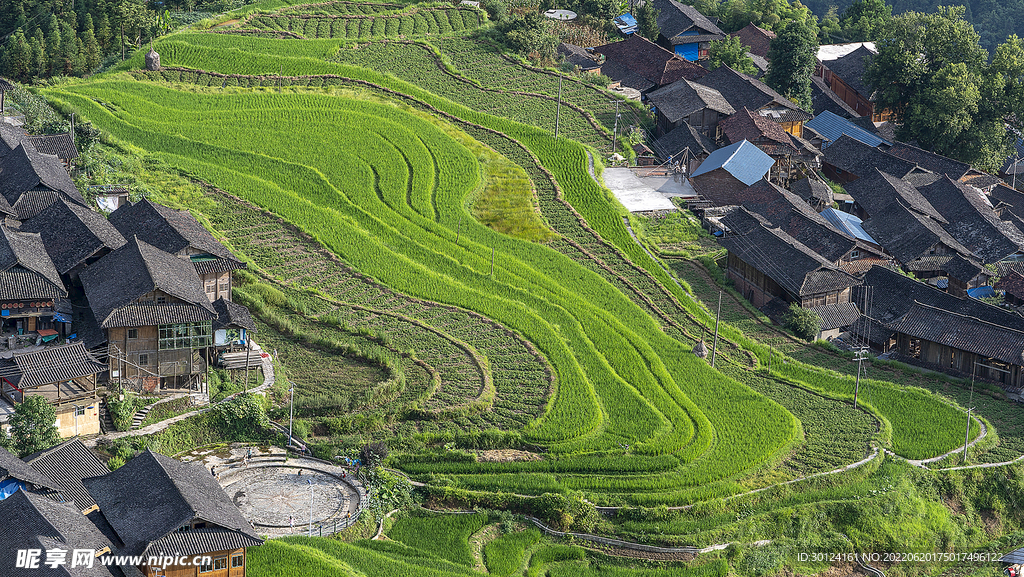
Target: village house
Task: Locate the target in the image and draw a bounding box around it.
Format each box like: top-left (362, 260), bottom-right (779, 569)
top-left (995, 271), bottom-right (1024, 306)
top-left (0, 343), bottom-right (106, 437)
top-left (109, 199), bottom-right (245, 303)
top-left (83, 449), bottom-right (263, 577)
top-left (717, 206), bottom-right (860, 309)
top-left (803, 111), bottom-right (890, 152)
top-left (645, 78), bottom-right (734, 137)
top-left (23, 437), bottom-right (110, 513)
top-left (652, 122), bottom-right (717, 172)
top-left (730, 23), bottom-right (775, 59)
top-left (20, 196), bottom-right (128, 283)
top-left (557, 43), bottom-right (602, 73)
top-left (917, 176), bottom-right (1024, 264)
top-left (0, 444), bottom-right (60, 499)
top-left (790, 176), bottom-right (833, 211)
top-left (810, 75), bottom-right (859, 119)
top-left (592, 35), bottom-right (708, 95)
top-left (886, 141), bottom-right (1002, 188)
top-left (690, 139), bottom-right (775, 199)
top-left (820, 134), bottom-right (924, 185)
top-left (0, 226), bottom-right (71, 337)
top-left (0, 142), bottom-right (87, 220)
top-left (693, 65), bottom-right (811, 136)
top-left (717, 107), bottom-right (820, 183)
top-left (80, 237), bottom-right (217, 393)
top-left (648, 0), bottom-right (725, 60)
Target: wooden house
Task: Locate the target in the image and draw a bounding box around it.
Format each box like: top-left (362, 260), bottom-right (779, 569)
top-left (23, 438), bottom-right (109, 513)
top-left (557, 42), bottom-right (601, 73)
top-left (651, 122), bottom-right (717, 171)
top-left (820, 134), bottom-right (919, 185)
top-left (645, 78), bottom-right (733, 137)
top-left (917, 176), bottom-right (1024, 264)
top-left (690, 139), bottom-right (774, 199)
top-left (717, 107), bottom-right (820, 182)
top-left (83, 450), bottom-right (263, 577)
top-left (21, 196), bottom-right (127, 283)
top-left (80, 237), bottom-right (217, 393)
top-left (717, 207), bottom-right (860, 308)
top-left (0, 343), bottom-right (105, 438)
top-left (110, 199), bottom-right (245, 304)
top-left (592, 35), bottom-right (707, 95)
top-left (729, 23), bottom-right (775, 59)
top-left (0, 142), bottom-right (87, 220)
top-left (996, 271), bottom-right (1024, 306)
top-left (0, 226), bottom-right (71, 337)
top-left (648, 0), bottom-right (724, 61)
top-left (693, 65), bottom-right (811, 136)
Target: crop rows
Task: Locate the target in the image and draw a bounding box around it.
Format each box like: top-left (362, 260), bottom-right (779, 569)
top-left (244, 7), bottom-right (482, 39)
top-left (279, 0), bottom-right (408, 15)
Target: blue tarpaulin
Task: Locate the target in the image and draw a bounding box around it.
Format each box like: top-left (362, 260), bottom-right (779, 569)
top-left (968, 286), bottom-right (995, 299)
top-left (52, 312), bottom-right (71, 323)
top-left (615, 13), bottom-right (637, 34)
top-left (0, 478), bottom-right (24, 501)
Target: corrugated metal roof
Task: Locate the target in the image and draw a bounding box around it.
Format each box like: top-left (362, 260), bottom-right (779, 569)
top-left (1000, 546), bottom-right (1024, 563)
top-left (804, 111), bottom-right (889, 149)
top-left (690, 140), bottom-right (774, 185)
top-left (821, 208), bottom-right (878, 244)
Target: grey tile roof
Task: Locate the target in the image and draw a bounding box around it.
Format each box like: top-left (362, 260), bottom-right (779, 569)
top-left (599, 59), bottom-right (656, 92)
top-left (212, 297), bottom-right (256, 332)
top-left (719, 107), bottom-right (796, 153)
top-left (811, 75), bottom-right (859, 118)
top-left (918, 176), bottom-right (1024, 263)
top-left (719, 207), bottom-right (860, 297)
top-left (886, 142), bottom-right (971, 180)
top-left (0, 144), bottom-right (86, 219)
top-left (21, 197), bottom-right (127, 275)
top-left (825, 45), bottom-right (875, 99)
top-left (991, 183), bottom-right (1024, 222)
top-left (0, 445), bottom-right (59, 490)
top-left (192, 256), bottom-right (246, 277)
top-left (775, 210), bottom-right (860, 263)
top-left (558, 42), bottom-right (601, 71)
top-left (822, 134), bottom-right (917, 179)
top-left (791, 177), bottom-right (833, 206)
top-left (83, 450), bottom-right (260, 558)
top-left (593, 35), bottom-right (708, 89)
top-left (652, 123), bottom-right (717, 159)
top-left (845, 168), bottom-right (945, 222)
top-left (80, 237), bottom-right (215, 329)
top-left (109, 199), bottom-right (236, 262)
top-left (810, 301), bottom-right (860, 331)
top-left (26, 133), bottom-right (79, 162)
top-left (695, 65), bottom-right (808, 117)
top-left (647, 79), bottom-right (734, 124)
top-left (0, 490), bottom-right (119, 576)
top-left (0, 123), bottom-right (29, 157)
top-left (730, 23), bottom-right (775, 58)
top-left (2, 343), bottom-right (106, 390)
top-left (941, 254), bottom-right (985, 283)
top-left (650, 0), bottom-right (724, 41)
top-left (889, 301), bottom-right (1024, 366)
top-left (0, 226), bottom-right (67, 300)
top-left (102, 302), bottom-right (215, 328)
top-left (25, 438), bottom-right (109, 512)
top-left (144, 528), bottom-right (263, 558)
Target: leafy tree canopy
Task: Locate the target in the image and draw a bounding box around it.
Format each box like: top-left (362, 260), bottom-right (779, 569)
top-left (766, 19), bottom-right (818, 110)
top-left (1, 395), bottom-right (61, 457)
top-left (707, 35), bottom-right (759, 75)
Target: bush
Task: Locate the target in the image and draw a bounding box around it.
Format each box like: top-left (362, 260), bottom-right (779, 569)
top-left (783, 303), bottom-right (820, 341)
top-left (108, 394), bottom-right (144, 432)
top-left (216, 392), bottom-right (270, 436)
top-left (361, 440), bottom-right (389, 468)
top-left (106, 456), bottom-right (125, 471)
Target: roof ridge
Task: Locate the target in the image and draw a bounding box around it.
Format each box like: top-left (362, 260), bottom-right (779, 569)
top-left (907, 299), bottom-right (1024, 335)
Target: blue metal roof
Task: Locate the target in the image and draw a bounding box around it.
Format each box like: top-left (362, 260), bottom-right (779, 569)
top-left (615, 13), bottom-right (637, 33)
top-left (820, 208), bottom-right (878, 245)
top-left (804, 111), bottom-right (890, 149)
top-left (690, 140), bottom-right (774, 186)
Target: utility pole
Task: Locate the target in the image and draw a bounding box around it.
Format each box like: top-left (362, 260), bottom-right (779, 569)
top-left (853, 346), bottom-right (865, 408)
top-left (963, 362), bottom-right (977, 464)
top-left (288, 381), bottom-right (295, 451)
top-left (711, 291), bottom-right (721, 368)
top-left (555, 76), bottom-right (563, 138)
top-left (612, 100), bottom-right (621, 154)
top-left (308, 479), bottom-right (314, 537)
top-left (490, 246), bottom-right (495, 277)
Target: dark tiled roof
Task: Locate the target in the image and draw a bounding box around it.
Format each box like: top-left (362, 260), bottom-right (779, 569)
top-left (103, 302), bottom-right (216, 328)
top-left (3, 342), bottom-right (106, 389)
top-left (26, 133), bottom-right (78, 162)
top-left (822, 135), bottom-right (918, 180)
top-left (0, 144), bottom-right (85, 218)
top-left (719, 207), bottom-right (860, 297)
top-left (83, 450), bottom-right (260, 558)
top-left (212, 297), bottom-right (256, 332)
top-left (0, 123), bottom-right (28, 157)
top-left (21, 197), bottom-right (127, 275)
top-left (109, 199), bottom-right (236, 262)
top-left (0, 490), bottom-right (119, 577)
top-left (0, 78), bottom-right (12, 91)
top-left (652, 123), bottom-right (717, 159)
top-left (0, 445), bottom-right (59, 490)
top-left (886, 142), bottom-right (971, 180)
top-left (918, 176), bottom-right (1024, 263)
top-left (811, 301), bottom-right (861, 330)
top-left (748, 52), bottom-right (768, 75)
top-left (776, 210), bottom-right (859, 263)
top-left (719, 178), bottom-right (826, 224)
top-left (890, 301), bottom-right (1024, 365)
top-left (990, 183), bottom-right (1024, 222)
top-left (791, 177), bottom-right (833, 206)
top-left (599, 59), bottom-right (655, 92)
top-left (0, 227), bottom-right (67, 300)
top-left (192, 257), bottom-right (246, 276)
top-left (825, 45), bottom-right (874, 98)
top-left (593, 36), bottom-right (708, 89)
top-left (651, 0), bottom-right (724, 40)
top-left (25, 438), bottom-right (109, 512)
top-left (960, 172), bottom-right (1004, 188)
top-left (996, 270), bottom-right (1024, 299)
top-left (730, 23), bottom-right (775, 58)
top-left (696, 65), bottom-right (807, 116)
top-left (719, 107), bottom-right (796, 153)
top-left (846, 168), bottom-right (944, 222)
top-left (811, 75), bottom-right (859, 118)
top-left (80, 237), bottom-right (215, 329)
top-left (942, 254), bottom-right (985, 283)
top-left (557, 43), bottom-right (601, 71)
top-left (144, 528), bottom-right (263, 557)
top-left (647, 79), bottom-right (733, 124)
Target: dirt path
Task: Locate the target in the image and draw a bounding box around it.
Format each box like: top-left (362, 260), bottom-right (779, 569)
top-left (468, 523), bottom-right (501, 573)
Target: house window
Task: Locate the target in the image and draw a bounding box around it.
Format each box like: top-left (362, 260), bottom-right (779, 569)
top-left (232, 554), bottom-right (243, 568)
top-left (74, 405), bottom-right (85, 417)
top-left (158, 322), bottom-right (212, 350)
top-left (127, 328), bottom-right (138, 340)
top-left (850, 250), bottom-right (860, 259)
top-left (205, 283), bottom-right (215, 294)
top-left (139, 354), bottom-right (149, 366)
top-left (199, 559), bottom-right (213, 573)
top-left (156, 296), bottom-right (167, 304)
top-left (213, 557), bottom-right (227, 570)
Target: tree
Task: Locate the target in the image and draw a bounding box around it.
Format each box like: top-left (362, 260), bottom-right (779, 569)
top-left (707, 36), bottom-right (758, 75)
top-left (783, 303), bottom-right (820, 341)
top-left (865, 6), bottom-right (1011, 171)
top-left (360, 440), bottom-right (389, 468)
top-left (841, 0), bottom-right (891, 42)
top-left (819, 6), bottom-right (841, 44)
top-left (496, 12), bottom-right (557, 60)
top-left (765, 20), bottom-right (817, 111)
top-left (636, 0), bottom-right (660, 42)
top-left (3, 396), bottom-right (61, 457)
